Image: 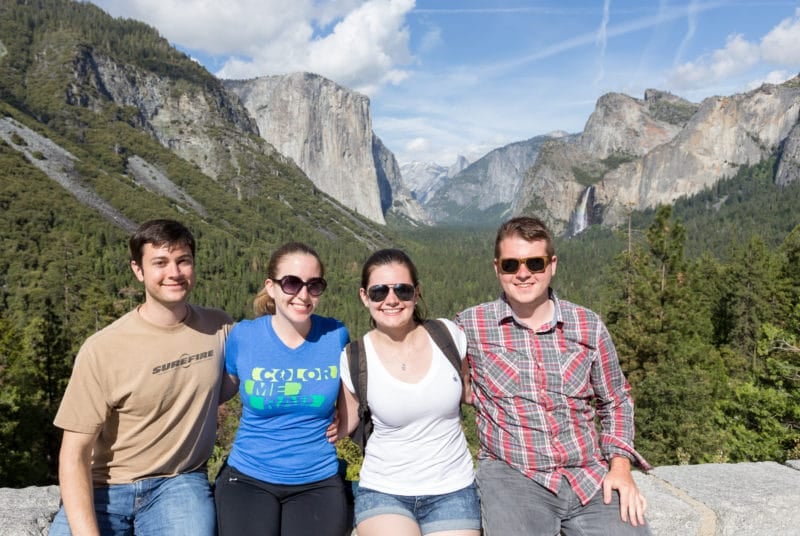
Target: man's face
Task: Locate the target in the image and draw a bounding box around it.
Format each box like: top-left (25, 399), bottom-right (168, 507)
top-left (130, 242), bottom-right (195, 309)
top-left (494, 235), bottom-right (556, 311)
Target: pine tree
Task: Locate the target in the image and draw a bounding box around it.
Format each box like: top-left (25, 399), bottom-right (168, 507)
top-left (606, 206), bottom-right (732, 464)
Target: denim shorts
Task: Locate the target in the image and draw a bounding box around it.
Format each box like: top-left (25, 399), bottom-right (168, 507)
top-left (354, 481), bottom-right (481, 534)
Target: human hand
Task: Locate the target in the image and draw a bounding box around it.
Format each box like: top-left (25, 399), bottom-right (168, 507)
top-left (326, 412), bottom-right (340, 443)
top-left (603, 456), bottom-right (647, 527)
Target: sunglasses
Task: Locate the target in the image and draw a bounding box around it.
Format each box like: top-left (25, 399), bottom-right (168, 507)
top-left (270, 275), bottom-right (327, 297)
top-left (498, 256), bottom-right (551, 274)
top-left (366, 283), bottom-right (416, 302)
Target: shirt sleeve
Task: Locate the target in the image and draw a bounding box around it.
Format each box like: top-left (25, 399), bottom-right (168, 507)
top-left (440, 317), bottom-right (467, 360)
top-left (53, 343), bottom-right (108, 434)
top-left (224, 323), bottom-right (241, 376)
top-left (592, 321), bottom-right (651, 470)
top-left (339, 346), bottom-right (355, 393)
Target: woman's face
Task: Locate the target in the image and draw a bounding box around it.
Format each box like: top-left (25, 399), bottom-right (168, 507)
top-left (266, 252), bottom-right (323, 326)
top-left (360, 261), bottom-right (418, 331)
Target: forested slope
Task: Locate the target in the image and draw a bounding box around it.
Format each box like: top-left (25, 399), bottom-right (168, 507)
top-left (1, 0), bottom-right (798, 487)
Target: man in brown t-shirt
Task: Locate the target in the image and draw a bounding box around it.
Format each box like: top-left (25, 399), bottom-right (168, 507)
top-left (49, 219), bottom-right (232, 536)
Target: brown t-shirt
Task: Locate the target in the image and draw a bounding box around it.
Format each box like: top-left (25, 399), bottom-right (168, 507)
top-left (54, 304), bottom-right (232, 485)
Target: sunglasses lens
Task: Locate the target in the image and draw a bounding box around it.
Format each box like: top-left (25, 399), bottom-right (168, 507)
top-left (394, 284), bottom-right (416, 301)
top-left (367, 285), bottom-right (390, 302)
top-left (499, 259), bottom-right (521, 274)
top-left (367, 284), bottom-right (415, 302)
top-left (279, 275), bottom-right (304, 294)
top-left (306, 278), bottom-right (327, 296)
top-left (525, 257), bottom-right (546, 273)
top-left (499, 257), bottom-right (548, 274)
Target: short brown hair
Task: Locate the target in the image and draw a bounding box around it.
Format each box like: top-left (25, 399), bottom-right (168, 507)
top-left (494, 216), bottom-right (554, 259)
top-left (129, 219), bottom-right (195, 266)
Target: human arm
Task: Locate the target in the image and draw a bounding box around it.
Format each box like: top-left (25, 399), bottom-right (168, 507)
top-left (592, 322), bottom-right (650, 469)
top-left (446, 318), bottom-right (473, 405)
top-left (326, 407), bottom-right (340, 443)
top-left (603, 456), bottom-right (648, 526)
top-left (219, 373), bottom-right (240, 404)
top-left (460, 354), bottom-right (473, 405)
top-left (58, 429), bottom-right (101, 536)
top-left (336, 382), bottom-right (360, 440)
top-left (591, 321), bottom-right (650, 524)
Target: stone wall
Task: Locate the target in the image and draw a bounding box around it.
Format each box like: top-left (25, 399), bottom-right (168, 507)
top-left (3, 461), bottom-right (799, 535)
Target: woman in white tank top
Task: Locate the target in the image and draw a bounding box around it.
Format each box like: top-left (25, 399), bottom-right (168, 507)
top-left (338, 248), bottom-right (481, 536)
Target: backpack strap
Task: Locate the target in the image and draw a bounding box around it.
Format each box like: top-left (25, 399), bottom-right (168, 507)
top-left (346, 339), bottom-right (372, 451)
top-left (422, 319), bottom-right (463, 389)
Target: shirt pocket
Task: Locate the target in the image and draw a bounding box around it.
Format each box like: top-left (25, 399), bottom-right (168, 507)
top-left (474, 342), bottom-right (523, 397)
top-left (558, 343), bottom-right (594, 398)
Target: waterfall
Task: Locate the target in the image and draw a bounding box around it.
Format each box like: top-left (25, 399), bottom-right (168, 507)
top-left (569, 186), bottom-right (594, 236)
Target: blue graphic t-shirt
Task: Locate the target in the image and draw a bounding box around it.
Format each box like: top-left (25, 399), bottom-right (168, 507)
top-left (225, 314), bottom-right (349, 484)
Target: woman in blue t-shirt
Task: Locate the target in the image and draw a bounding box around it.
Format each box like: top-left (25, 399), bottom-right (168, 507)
top-left (215, 242), bottom-right (350, 536)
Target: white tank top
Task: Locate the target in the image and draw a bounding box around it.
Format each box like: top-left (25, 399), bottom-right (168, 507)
top-left (340, 319), bottom-right (475, 495)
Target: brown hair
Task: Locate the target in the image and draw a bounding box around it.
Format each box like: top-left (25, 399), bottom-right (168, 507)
top-left (360, 248), bottom-right (426, 326)
top-left (494, 216), bottom-right (555, 259)
top-left (253, 242), bottom-right (325, 317)
top-left (129, 219), bottom-right (195, 266)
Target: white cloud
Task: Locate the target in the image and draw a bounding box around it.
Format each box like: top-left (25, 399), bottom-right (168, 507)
top-left (673, 0), bottom-right (698, 65)
top-left (417, 25), bottom-right (443, 56)
top-left (405, 137), bottom-right (430, 153)
top-left (302, 0), bottom-right (415, 94)
top-left (592, 0), bottom-right (611, 86)
top-left (760, 8), bottom-right (800, 65)
top-left (669, 8), bottom-right (800, 90)
top-left (91, 0), bottom-right (316, 56)
top-left (747, 70), bottom-right (794, 90)
top-left (669, 33), bottom-right (760, 88)
top-left (90, 0), bottom-right (415, 95)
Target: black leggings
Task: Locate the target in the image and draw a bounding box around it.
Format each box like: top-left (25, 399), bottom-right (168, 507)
top-left (215, 463), bottom-right (349, 536)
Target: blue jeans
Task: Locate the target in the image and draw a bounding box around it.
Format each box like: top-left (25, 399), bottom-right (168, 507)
top-left (477, 459), bottom-right (652, 536)
top-left (354, 482), bottom-right (481, 534)
top-left (49, 471), bottom-right (215, 536)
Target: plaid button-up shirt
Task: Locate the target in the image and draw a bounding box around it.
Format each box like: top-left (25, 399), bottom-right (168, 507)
top-left (455, 291), bottom-right (650, 504)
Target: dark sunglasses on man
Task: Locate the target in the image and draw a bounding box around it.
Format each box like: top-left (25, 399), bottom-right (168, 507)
top-left (497, 256), bottom-right (551, 275)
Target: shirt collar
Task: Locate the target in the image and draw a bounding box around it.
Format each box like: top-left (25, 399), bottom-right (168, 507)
top-left (496, 289), bottom-right (563, 331)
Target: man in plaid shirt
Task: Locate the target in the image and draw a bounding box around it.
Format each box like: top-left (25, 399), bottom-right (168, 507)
top-left (455, 216), bottom-right (651, 536)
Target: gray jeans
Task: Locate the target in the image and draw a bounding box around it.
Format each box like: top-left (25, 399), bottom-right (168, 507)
top-left (476, 459), bottom-right (652, 536)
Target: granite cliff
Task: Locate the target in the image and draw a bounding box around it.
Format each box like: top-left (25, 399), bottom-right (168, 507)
top-left (400, 156), bottom-right (470, 205)
top-left (513, 79), bottom-right (800, 235)
top-left (225, 73), bottom-right (426, 225)
top-left (66, 45), bottom-right (301, 199)
top-left (0, 0), bottom-right (394, 250)
top-left (420, 133), bottom-right (571, 225)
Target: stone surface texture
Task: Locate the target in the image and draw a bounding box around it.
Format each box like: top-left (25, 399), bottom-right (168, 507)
top-left (4, 462), bottom-right (799, 535)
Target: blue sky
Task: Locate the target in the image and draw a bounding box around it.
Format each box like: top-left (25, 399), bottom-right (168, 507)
top-left (88, 1), bottom-right (800, 166)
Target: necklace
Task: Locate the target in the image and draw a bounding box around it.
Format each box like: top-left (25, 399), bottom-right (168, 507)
top-left (390, 353), bottom-right (408, 371)
top-left (373, 327), bottom-right (418, 372)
